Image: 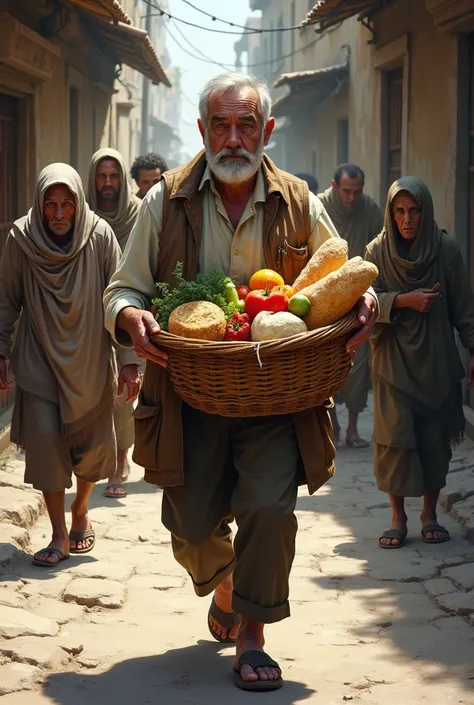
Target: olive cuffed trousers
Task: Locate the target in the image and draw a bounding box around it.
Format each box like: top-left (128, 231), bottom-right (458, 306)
top-left (161, 404), bottom-right (301, 624)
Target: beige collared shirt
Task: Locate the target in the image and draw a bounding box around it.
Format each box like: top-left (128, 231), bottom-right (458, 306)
top-left (104, 166), bottom-right (340, 338)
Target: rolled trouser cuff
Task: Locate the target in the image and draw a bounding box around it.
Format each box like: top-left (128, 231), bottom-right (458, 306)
top-left (189, 556), bottom-right (236, 597)
top-left (232, 590), bottom-right (290, 624)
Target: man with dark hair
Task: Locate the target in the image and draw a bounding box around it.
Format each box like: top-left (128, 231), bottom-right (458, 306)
top-left (295, 172), bottom-right (319, 195)
top-left (319, 163), bottom-right (383, 449)
top-left (131, 153), bottom-right (169, 199)
top-left (87, 148), bottom-right (142, 498)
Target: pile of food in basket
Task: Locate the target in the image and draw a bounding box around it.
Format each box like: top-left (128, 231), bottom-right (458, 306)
top-left (153, 239), bottom-right (378, 342)
top-left (152, 239), bottom-right (378, 417)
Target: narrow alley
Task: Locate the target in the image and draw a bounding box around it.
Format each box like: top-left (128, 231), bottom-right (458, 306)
top-left (1, 404), bottom-right (474, 704)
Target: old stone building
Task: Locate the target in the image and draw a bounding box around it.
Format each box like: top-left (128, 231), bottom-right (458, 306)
top-left (0, 0), bottom-right (171, 424)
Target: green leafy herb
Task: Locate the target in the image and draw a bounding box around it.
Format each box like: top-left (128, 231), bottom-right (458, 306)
top-left (152, 262), bottom-right (239, 331)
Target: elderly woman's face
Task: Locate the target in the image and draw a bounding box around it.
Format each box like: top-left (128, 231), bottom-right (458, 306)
top-left (392, 191), bottom-right (422, 241)
top-left (43, 184), bottom-right (76, 238)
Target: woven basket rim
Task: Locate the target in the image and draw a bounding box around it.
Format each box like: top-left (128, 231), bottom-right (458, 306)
top-left (152, 310), bottom-right (359, 354)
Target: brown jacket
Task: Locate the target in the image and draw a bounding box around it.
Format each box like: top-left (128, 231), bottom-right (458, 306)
top-left (133, 151), bottom-right (336, 494)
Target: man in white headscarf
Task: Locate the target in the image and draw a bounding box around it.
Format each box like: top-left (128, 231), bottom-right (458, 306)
top-left (0, 163), bottom-right (140, 566)
top-left (87, 148), bottom-right (142, 498)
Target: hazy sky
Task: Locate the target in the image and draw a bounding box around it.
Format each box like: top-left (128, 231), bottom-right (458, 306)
top-left (166, 0), bottom-right (260, 158)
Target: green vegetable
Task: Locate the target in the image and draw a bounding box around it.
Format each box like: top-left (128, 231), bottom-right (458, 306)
top-left (225, 282), bottom-right (240, 307)
top-left (152, 262), bottom-right (239, 331)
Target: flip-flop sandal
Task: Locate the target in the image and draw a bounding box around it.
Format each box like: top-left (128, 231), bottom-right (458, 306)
top-left (233, 650), bottom-right (283, 692)
top-left (378, 528), bottom-right (407, 549)
top-left (208, 595), bottom-right (241, 643)
top-left (421, 524), bottom-right (450, 544)
top-left (103, 483), bottom-right (127, 498)
top-left (69, 527), bottom-right (95, 554)
top-left (346, 438), bottom-right (371, 449)
top-left (32, 547), bottom-right (69, 567)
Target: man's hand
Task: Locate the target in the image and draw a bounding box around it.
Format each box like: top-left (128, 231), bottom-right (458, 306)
top-left (0, 357), bottom-right (10, 392)
top-left (347, 292), bottom-right (377, 353)
top-left (118, 364), bottom-right (141, 402)
top-left (467, 353), bottom-right (474, 389)
top-left (116, 307), bottom-right (168, 368)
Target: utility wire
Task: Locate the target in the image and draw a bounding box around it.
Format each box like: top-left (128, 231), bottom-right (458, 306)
top-left (141, 0), bottom-right (346, 35)
top-left (178, 0), bottom-right (309, 33)
top-left (164, 16), bottom-right (340, 71)
top-left (168, 20), bottom-right (228, 71)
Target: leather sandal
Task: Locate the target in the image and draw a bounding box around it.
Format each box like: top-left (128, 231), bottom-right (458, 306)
top-left (208, 595), bottom-right (241, 643)
top-left (233, 650), bottom-right (283, 691)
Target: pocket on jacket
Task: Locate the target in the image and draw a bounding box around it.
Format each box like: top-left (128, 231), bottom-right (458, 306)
top-left (132, 394), bottom-right (162, 470)
top-left (280, 240), bottom-right (309, 285)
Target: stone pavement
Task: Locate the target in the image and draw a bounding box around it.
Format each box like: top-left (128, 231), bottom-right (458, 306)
top-left (1, 405), bottom-right (474, 703)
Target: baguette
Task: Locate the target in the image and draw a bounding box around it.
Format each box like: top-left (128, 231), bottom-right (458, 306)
top-left (299, 257), bottom-right (379, 330)
top-left (292, 238), bottom-right (348, 292)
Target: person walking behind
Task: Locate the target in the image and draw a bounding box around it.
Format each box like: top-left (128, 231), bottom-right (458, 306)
top-left (87, 148), bottom-right (141, 498)
top-left (319, 164), bottom-right (383, 448)
top-left (0, 163), bottom-right (139, 566)
top-left (366, 177), bottom-right (474, 549)
top-left (104, 72), bottom-right (377, 691)
top-left (131, 152), bottom-right (168, 199)
top-left (295, 172), bottom-right (319, 195)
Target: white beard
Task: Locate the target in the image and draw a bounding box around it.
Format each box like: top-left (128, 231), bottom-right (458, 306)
top-left (204, 132), bottom-right (264, 185)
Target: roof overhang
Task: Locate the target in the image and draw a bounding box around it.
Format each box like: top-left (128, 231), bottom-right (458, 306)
top-left (91, 20), bottom-right (171, 86)
top-left (301, 0), bottom-right (395, 31)
top-left (272, 62), bottom-right (348, 118)
top-left (65, 0), bottom-right (131, 25)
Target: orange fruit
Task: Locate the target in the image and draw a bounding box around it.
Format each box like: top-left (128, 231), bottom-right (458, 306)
top-left (272, 285), bottom-right (294, 298)
top-left (249, 268), bottom-right (284, 291)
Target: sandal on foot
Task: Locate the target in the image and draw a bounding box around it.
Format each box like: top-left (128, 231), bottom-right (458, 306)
top-left (378, 528), bottom-right (407, 549)
top-left (208, 595), bottom-right (241, 643)
top-left (234, 650), bottom-right (283, 692)
top-left (421, 524), bottom-right (450, 544)
top-left (32, 547), bottom-right (69, 567)
top-left (69, 527), bottom-right (95, 554)
top-left (103, 483), bottom-right (127, 498)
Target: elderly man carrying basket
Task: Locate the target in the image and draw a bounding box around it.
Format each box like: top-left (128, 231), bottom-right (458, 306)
top-left (104, 73), bottom-right (377, 692)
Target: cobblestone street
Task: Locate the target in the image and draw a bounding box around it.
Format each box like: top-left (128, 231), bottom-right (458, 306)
top-left (1, 403), bottom-right (474, 703)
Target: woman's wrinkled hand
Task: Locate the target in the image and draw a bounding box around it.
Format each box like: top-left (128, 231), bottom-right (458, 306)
top-left (347, 292), bottom-right (377, 353)
top-left (118, 364), bottom-right (141, 402)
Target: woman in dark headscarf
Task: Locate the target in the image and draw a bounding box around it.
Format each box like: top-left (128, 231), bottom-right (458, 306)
top-left (366, 177), bottom-right (474, 548)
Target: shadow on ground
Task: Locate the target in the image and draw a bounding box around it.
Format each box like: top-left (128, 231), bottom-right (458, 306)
top-left (293, 401), bottom-right (474, 694)
top-left (43, 645), bottom-right (314, 705)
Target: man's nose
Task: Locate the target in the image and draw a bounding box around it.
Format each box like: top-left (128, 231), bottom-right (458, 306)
top-left (55, 205), bottom-right (65, 219)
top-left (225, 125), bottom-right (241, 149)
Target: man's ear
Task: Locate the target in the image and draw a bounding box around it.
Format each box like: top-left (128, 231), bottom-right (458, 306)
top-left (198, 118), bottom-right (205, 144)
top-left (263, 117), bottom-right (275, 146)
top-left (331, 180), bottom-right (338, 190)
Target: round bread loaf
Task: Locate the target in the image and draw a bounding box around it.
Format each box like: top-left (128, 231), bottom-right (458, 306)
top-left (168, 301), bottom-right (226, 341)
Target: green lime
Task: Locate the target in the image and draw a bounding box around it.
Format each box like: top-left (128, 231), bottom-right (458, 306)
top-left (288, 294), bottom-right (311, 318)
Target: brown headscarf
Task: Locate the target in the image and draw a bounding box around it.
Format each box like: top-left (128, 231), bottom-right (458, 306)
top-left (366, 177), bottom-right (466, 422)
top-left (318, 186), bottom-right (383, 259)
top-left (87, 148), bottom-right (141, 251)
top-left (11, 163), bottom-right (116, 445)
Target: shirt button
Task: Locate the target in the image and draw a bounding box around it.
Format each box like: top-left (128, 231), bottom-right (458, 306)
top-left (234, 249), bottom-right (239, 255)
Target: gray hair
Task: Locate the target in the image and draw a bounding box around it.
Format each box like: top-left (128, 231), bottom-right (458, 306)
top-left (198, 72), bottom-right (272, 125)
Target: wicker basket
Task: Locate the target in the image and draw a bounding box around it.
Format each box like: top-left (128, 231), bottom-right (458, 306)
top-left (153, 311), bottom-right (358, 417)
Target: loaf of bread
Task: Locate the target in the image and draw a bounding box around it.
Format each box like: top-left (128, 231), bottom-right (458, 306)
top-left (168, 301), bottom-right (226, 341)
top-left (292, 238), bottom-right (348, 292)
top-left (299, 257), bottom-right (378, 330)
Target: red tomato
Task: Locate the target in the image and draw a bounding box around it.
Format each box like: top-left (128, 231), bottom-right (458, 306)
top-left (244, 289), bottom-right (289, 318)
top-left (236, 285), bottom-right (250, 300)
